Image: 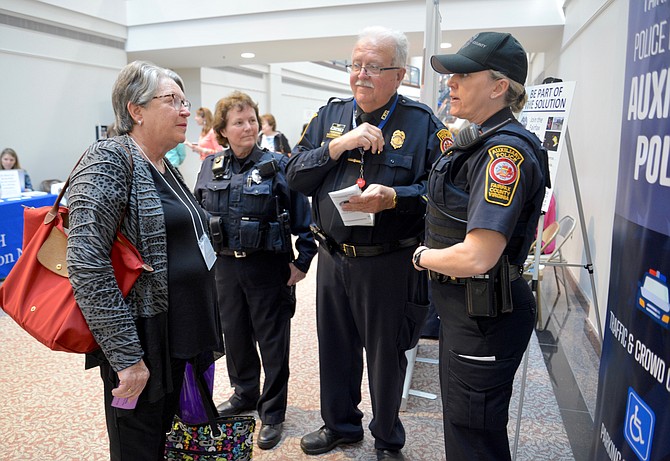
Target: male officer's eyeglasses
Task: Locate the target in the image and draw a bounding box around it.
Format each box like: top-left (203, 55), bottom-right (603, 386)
top-left (345, 63), bottom-right (402, 76)
top-left (153, 93), bottom-right (192, 111)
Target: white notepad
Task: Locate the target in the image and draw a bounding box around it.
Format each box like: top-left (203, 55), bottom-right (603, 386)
top-left (328, 184), bottom-right (375, 227)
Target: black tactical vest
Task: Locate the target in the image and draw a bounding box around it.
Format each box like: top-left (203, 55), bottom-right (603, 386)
top-left (425, 123), bottom-right (548, 264)
top-left (207, 150), bottom-right (290, 253)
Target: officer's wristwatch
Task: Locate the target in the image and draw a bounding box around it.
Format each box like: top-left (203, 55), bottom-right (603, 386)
top-left (413, 247), bottom-right (428, 269)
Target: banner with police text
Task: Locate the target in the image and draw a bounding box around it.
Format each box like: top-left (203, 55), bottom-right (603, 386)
top-left (591, 2), bottom-right (670, 461)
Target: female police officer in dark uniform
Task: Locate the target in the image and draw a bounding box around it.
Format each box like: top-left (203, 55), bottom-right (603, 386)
top-left (194, 91), bottom-right (316, 451)
top-left (411, 32), bottom-right (549, 460)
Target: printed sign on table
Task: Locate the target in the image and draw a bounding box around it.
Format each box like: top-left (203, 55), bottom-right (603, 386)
top-left (0, 170), bottom-right (22, 198)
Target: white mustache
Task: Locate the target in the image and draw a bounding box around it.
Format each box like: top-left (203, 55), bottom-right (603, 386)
top-left (355, 80), bottom-right (375, 89)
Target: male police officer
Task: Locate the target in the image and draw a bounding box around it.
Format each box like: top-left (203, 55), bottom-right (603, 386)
top-left (194, 91), bottom-right (316, 451)
top-left (286, 27), bottom-right (450, 461)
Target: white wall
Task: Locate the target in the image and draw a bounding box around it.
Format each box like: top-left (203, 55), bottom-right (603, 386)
top-left (0, 16), bottom-right (352, 191)
top-left (0, 23), bottom-right (126, 189)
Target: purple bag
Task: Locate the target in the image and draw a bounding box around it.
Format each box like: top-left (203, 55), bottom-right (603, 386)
top-left (178, 362), bottom-right (215, 424)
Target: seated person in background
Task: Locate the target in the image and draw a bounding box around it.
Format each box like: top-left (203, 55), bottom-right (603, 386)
top-left (258, 113), bottom-right (291, 155)
top-left (186, 106), bottom-right (223, 160)
top-left (1, 147), bottom-right (33, 191)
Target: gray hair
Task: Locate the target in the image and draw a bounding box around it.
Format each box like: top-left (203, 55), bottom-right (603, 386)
top-left (111, 61), bottom-right (185, 135)
top-left (490, 69), bottom-right (527, 112)
top-left (357, 26), bottom-right (409, 67)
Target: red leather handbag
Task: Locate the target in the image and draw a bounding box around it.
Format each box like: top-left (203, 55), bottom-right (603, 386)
top-left (0, 145), bottom-right (151, 353)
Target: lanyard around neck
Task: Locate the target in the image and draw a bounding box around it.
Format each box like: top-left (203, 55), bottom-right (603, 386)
top-left (131, 138), bottom-right (205, 240)
top-left (352, 94), bottom-right (399, 131)
top-left (349, 95), bottom-right (398, 188)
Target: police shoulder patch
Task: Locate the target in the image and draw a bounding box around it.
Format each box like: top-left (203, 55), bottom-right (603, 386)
top-left (436, 128), bottom-right (454, 153)
top-left (484, 144), bottom-right (524, 206)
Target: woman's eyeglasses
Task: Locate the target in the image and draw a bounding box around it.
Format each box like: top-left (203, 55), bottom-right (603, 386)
top-left (153, 93), bottom-right (192, 111)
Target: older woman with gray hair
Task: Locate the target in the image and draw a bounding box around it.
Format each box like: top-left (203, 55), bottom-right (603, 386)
top-left (67, 61), bottom-right (222, 460)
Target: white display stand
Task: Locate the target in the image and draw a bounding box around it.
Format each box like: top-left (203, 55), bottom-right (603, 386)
top-left (518, 81), bottom-right (602, 338)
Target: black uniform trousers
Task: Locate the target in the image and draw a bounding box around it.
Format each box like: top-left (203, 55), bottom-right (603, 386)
top-left (432, 278), bottom-right (536, 461)
top-left (214, 251), bottom-right (293, 425)
top-left (316, 245), bottom-right (428, 451)
top-left (100, 358), bottom-right (186, 461)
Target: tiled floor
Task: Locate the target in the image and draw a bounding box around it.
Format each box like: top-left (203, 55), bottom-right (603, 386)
top-left (0, 261), bottom-right (600, 460)
top-left (534, 267), bottom-right (601, 461)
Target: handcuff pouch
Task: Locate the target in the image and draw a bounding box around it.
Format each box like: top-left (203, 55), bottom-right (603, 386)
top-left (209, 216), bottom-right (226, 253)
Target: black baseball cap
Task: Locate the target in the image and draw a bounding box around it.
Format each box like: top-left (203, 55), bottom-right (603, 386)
top-left (430, 32), bottom-right (528, 85)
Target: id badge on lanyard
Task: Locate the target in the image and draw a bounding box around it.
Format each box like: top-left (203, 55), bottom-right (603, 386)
top-left (199, 233), bottom-right (217, 270)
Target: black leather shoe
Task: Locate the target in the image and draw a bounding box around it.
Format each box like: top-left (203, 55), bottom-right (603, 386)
top-left (300, 425), bottom-right (364, 455)
top-left (257, 423), bottom-right (283, 450)
top-left (216, 399), bottom-right (255, 417)
top-left (376, 449), bottom-right (405, 460)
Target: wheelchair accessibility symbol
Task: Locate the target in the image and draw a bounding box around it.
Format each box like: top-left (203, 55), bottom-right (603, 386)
top-left (624, 388), bottom-right (655, 461)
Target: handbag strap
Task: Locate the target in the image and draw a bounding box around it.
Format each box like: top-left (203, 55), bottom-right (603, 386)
top-left (193, 366), bottom-right (223, 428)
top-left (46, 139), bottom-right (135, 230)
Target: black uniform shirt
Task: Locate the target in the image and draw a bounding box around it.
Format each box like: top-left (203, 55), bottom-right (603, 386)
top-left (286, 94), bottom-right (450, 245)
top-left (455, 107), bottom-right (545, 264)
top-left (194, 146), bottom-right (317, 273)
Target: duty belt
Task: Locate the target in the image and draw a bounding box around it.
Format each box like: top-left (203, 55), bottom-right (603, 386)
top-left (428, 265), bottom-right (521, 284)
top-left (311, 225), bottom-right (419, 258)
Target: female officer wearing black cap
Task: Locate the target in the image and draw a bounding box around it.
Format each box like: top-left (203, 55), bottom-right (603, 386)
top-left (412, 32), bottom-right (549, 460)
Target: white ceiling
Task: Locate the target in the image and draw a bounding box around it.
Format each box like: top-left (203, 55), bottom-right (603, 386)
top-left (5, 0), bottom-right (566, 70)
top-left (123, 0), bottom-right (566, 69)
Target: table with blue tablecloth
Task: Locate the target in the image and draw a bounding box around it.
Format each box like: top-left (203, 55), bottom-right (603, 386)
top-left (0, 194), bottom-right (58, 279)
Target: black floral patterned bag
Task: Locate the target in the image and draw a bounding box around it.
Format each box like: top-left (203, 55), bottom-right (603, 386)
top-left (165, 369), bottom-right (255, 460)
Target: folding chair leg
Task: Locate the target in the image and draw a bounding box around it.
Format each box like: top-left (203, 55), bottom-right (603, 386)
top-left (401, 346), bottom-right (418, 411)
top-left (560, 265), bottom-right (567, 293)
top-left (553, 250), bottom-right (563, 294)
